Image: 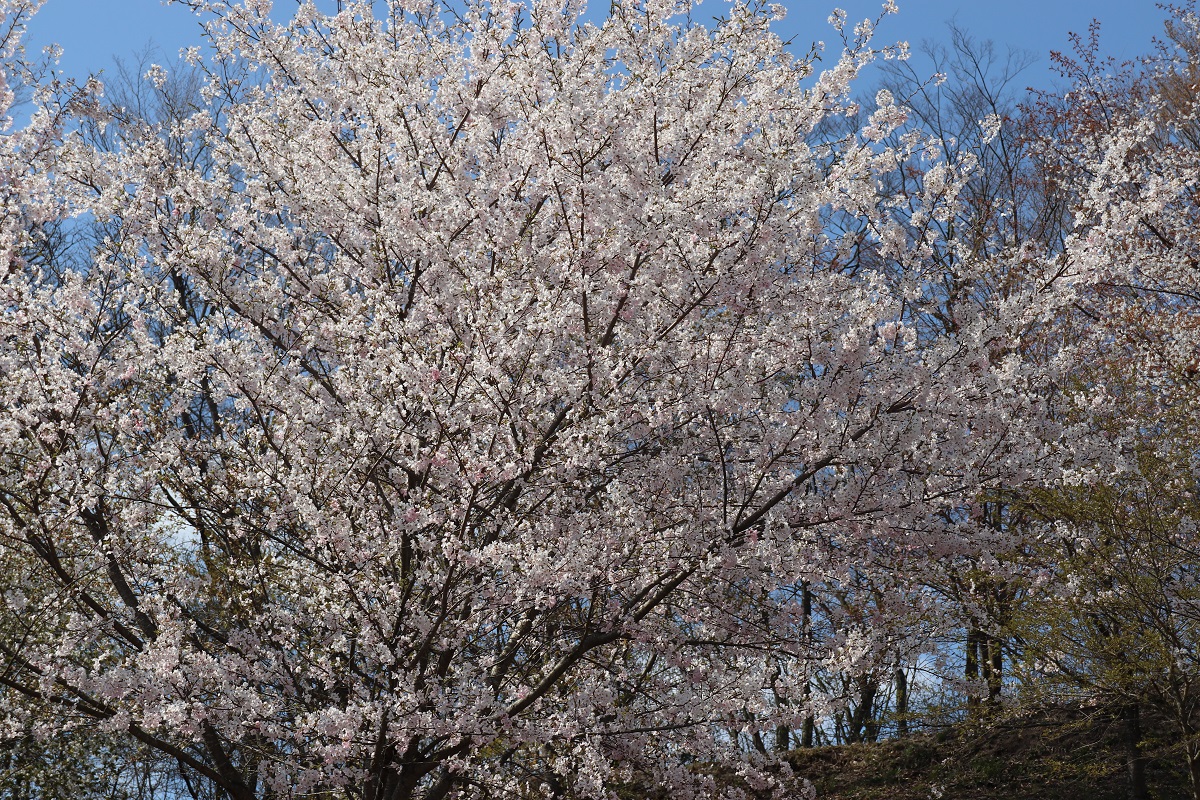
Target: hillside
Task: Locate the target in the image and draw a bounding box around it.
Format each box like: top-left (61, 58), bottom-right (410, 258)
top-left (787, 707), bottom-right (1192, 800)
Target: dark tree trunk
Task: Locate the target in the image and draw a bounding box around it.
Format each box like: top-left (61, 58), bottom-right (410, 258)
top-left (965, 627), bottom-right (984, 710)
top-left (895, 666), bottom-right (909, 738)
top-left (847, 674), bottom-right (879, 743)
top-left (1186, 738), bottom-right (1200, 800)
top-left (985, 634), bottom-right (1003, 707)
top-left (801, 583), bottom-right (815, 748)
top-left (1122, 702), bottom-right (1149, 800)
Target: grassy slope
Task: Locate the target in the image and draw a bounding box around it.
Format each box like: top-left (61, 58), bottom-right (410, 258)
top-left (787, 707), bottom-right (1193, 800)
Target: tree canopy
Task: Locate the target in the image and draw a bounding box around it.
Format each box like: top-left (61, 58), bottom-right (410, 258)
top-left (2, 1), bottom-right (1200, 798)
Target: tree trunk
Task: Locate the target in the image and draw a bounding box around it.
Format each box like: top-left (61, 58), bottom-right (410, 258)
top-left (1122, 703), bottom-right (1149, 800)
top-left (985, 634), bottom-right (1003, 707)
top-left (965, 628), bottom-right (983, 710)
top-left (801, 716), bottom-right (815, 748)
top-left (895, 666), bottom-right (909, 738)
top-left (848, 673), bottom-right (878, 743)
top-left (1186, 739), bottom-right (1200, 800)
top-left (800, 583), bottom-right (815, 748)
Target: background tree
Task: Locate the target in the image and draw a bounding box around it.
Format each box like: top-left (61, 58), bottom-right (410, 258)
top-left (1002, 5), bottom-right (1200, 799)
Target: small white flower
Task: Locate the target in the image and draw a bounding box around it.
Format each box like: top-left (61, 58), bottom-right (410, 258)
top-left (980, 113), bottom-right (1002, 142)
top-left (145, 64), bottom-right (168, 90)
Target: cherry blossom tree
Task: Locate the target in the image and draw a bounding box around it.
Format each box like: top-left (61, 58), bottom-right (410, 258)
top-left (0, 0), bottom-right (1068, 797)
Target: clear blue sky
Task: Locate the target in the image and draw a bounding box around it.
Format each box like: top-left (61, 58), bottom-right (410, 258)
top-left (24, 0), bottom-right (1168, 90)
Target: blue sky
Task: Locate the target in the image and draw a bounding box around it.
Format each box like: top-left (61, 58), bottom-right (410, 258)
top-left (24, 0), bottom-right (1169, 90)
